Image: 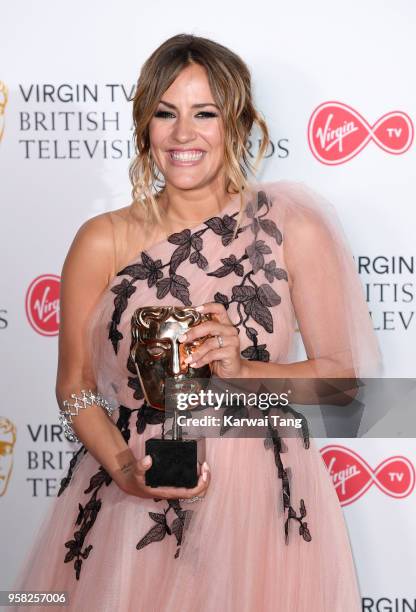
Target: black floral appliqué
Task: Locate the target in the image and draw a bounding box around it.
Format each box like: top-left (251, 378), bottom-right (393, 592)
top-left (263, 407), bottom-right (312, 544)
top-left (206, 190), bottom-right (288, 354)
top-left (63, 466), bottom-right (112, 580)
top-left (108, 209), bottom-right (244, 355)
top-left (136, 499), bottom-right (194, 559)
top-left (98, 188), bottom-right (312, 559)
top-left (59, 402), bottom-right (196, 579)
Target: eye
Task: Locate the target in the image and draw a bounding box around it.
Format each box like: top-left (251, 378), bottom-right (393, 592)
top-left (196, 111), bottom-right (218, 118)
top-left (146, 342), bottom-right (170, 358)
top-left (153, 110), bottom-right (218, 119)
top-left (154, 110), bottom-right (174, 119)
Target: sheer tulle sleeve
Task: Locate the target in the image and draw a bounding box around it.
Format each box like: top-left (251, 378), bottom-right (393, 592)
top-left (265, 180), bottom-right (383, 378)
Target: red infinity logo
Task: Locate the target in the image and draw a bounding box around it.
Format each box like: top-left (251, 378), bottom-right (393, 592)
top-left (308, 101), bottom-right (414, 164)
top-left (320, 445), bottom-right (415, 506)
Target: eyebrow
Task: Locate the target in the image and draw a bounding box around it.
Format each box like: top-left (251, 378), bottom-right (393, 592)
top-left (159, 100), bottom-right (220, 110)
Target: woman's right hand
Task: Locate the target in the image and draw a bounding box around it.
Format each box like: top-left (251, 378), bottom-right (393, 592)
top-left (114, 454), bottom-right (211, 500)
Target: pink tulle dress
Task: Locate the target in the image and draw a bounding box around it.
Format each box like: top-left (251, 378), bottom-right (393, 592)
top-left (11, 180), bottom-right (381, 612)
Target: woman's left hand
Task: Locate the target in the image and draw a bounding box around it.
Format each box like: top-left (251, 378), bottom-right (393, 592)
top-left (178, 302), bottom-right (247, 379)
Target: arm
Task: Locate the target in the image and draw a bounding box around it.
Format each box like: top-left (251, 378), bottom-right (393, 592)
top-left (56, 213), bottom-right (211, 498)
top-left (178, 183), bottom-right (381, 403)
top-left (240, 205), bottom-right (356, 380)
top-left (56, 213), bottom-right (131, 480)
top-left (239, 185), bottom-right (382, 403)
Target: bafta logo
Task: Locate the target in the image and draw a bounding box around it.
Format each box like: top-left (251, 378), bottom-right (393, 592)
top-left (0, 81), bottom-right (8, 143)
top-left (0, 417), bottom-right (16, 497)
top-left (130, 306), bottom-right (212, 488)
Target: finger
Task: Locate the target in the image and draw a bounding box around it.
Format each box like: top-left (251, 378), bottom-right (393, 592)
top-left (185, 337), bottom-right (239, 366)
top-left (134, 455), bottom-right (153, 475)
top-left (195, 302), bottom-right (232, 326)
top-left (190, 347), bottom-right (238, 368)
top-left (180, 320), bottom-right (237, 343)
top-left (145, 463), bottom-right (211, 499)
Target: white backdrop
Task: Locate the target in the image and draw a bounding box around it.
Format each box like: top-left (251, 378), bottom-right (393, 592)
top-left (1, 1), bottom-right (415, 608)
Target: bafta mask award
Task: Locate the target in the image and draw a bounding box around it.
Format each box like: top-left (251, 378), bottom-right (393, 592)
top-left (130, 306), bottom-right (212, 488)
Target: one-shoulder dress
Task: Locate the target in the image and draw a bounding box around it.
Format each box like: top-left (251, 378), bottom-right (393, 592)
top-left (11, 180), bottom-right (381, 612)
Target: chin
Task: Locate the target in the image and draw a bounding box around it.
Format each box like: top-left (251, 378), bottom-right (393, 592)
top-left (166, 176), bottom-right (207, 190)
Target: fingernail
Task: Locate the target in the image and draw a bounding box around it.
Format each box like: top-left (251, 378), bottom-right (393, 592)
top-left (202, 461), bottom-right (210, 472)
top-left (143, 455), bottom-right (152, 466)
top-left (202, 471), bottom-right (208, 482)
top-left (195, 305), bottom-right (204, 312)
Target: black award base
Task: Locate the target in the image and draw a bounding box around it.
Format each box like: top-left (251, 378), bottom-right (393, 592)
top-left (145, 437), bottom-right (206, 488)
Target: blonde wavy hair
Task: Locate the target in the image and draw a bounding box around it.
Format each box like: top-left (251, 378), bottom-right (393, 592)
top-left (129, 33), bottom-right (270, 237)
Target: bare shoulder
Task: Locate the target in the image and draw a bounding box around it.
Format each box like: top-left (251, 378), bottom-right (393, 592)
top-left (62, 206), bottom-right (133, 286)
top-left (72, 204), bottom-right (138, 253)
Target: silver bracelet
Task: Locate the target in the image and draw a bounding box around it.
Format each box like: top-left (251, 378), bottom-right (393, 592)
top-left (58, 388), bottom-right (115, 443)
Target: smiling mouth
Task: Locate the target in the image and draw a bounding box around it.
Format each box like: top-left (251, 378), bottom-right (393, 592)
top-left (169, 150), bottom-right (205, 163)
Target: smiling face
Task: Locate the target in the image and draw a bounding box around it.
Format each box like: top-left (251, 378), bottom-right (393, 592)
top-left (148, 62), bottom-right (225, 191)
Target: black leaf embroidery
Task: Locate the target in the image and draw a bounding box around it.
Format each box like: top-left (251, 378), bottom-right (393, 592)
top-left (263, 260), bottom-right (289, 283)
top-left (168, 228), bottom-right (192, 246)
top-left (118, 252), bottom-right (164, 288)
top-left (155, 277), bottom-right (170, 299)
top-left (117, 263), bottom-right (148, 280)
top-left (69, 187), bottom-right (314, 567)
top-left (63, 466), bottom-right (112, 580)
top-left (107, 207), bottom-right (244, 359)
top-left (170, 243), bottom-right (191, 274)
top-left (127, 376), bottom-right (145, 401)
top-left (207, 254), bottom-right (245, 278)
top-left (264, 414), bottom-right (312, 545)
top-left (205, 215), bottom-right (241, 246)
top-left (135, 401), bottom-right (166, 435)
top-left (109, 279), bottom-right (137, 353)
top-left (189, 250), bottom-right (208, 269)
top-left (136, 500), bottom-right (194, 559)
top-left (241, 343), bottom-right (270, 362)
top-left (257, 284), bottom-right (282, 307)
top-left (58, 446), bottom-right (88, 497)
top-left (231, 284), bottom-right (280, 333)
top-left (246, 240), bottom-right (272, 274)
top-left (111, 279), bottom-right (137, 323)
top-left (190, 234), bottom-right (203, 251)
top-left (245, 326), bottom-right (258, 341)
top-left (108, 321), bottom-right (123, 355)
top-left (214, 292), bottom-right (229, 310)
top-left (257, 190), bottom-right (268, 210)
top-left (136, 520), bottom-right (167, 551)
top-left (259, 218), bottom-right (283, 245)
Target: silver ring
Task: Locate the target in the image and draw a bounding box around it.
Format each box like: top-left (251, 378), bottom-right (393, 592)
top-left (178, 495), bottom-right (204, 504)
top-left (216, 334), bottom-right (224, 348)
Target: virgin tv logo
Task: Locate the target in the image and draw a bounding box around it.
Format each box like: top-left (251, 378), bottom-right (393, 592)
top-left (308, 101), bottom-right (414, 164)
top-left (321, 445), bottom-right (415, 506)
top-left (25, 274), bottom-right (60, 336)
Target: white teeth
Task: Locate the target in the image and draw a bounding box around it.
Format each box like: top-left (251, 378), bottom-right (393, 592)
top-left (170, 151), bottom-right (204, 161)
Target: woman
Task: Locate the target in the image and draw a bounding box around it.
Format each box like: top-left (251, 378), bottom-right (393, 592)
top-left (12, 33), bottom-right (381, 611)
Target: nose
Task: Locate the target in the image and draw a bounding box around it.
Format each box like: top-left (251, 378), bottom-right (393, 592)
top-left (168, 340), bottom-right (184, 376)
top-left (171, 114), bottom-right (196, 143)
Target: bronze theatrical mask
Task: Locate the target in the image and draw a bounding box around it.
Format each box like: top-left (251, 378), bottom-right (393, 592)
top-left (130, 306), bottom-right (212, 411)
top-left (130, 306), bottom-right (212, 488)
